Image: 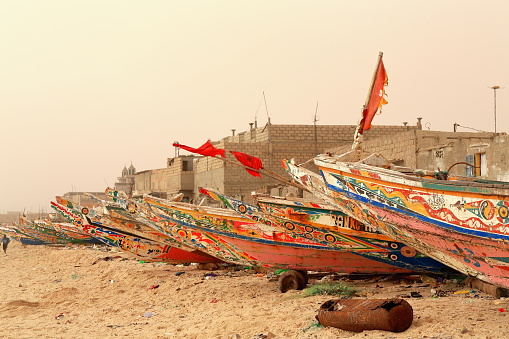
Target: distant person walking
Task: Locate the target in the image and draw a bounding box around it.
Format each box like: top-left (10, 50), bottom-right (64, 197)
top-left (1, 235), bottom-right (10, 254)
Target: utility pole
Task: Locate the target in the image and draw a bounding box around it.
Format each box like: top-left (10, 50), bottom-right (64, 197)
top-left (491, 85), bottom-right (500, 133)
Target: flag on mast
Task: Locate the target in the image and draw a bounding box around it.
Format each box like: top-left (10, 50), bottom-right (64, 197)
top-left (172, 141), bottom-right (226, 158)
top-left (352, 52), bottom-right (388, 150)
top-left (230, 151), bottom-right (263, 178)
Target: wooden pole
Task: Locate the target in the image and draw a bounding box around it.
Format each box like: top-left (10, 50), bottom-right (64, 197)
top-left (212, 156), bottom-right (310, 192)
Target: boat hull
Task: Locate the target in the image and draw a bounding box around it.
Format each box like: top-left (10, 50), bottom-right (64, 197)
top-left (200, 187), bottom-right (450, 274)
top-left (144, 196), bottom-right (432, 274)
top-left (312, 156), bottom-right (509, 288)
top-left (51, 201), bottom-right (223, 264)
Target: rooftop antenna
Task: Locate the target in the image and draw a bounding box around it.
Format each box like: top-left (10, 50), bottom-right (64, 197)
top-left (489, 85), bottom-right (503, 133)
top-left (313, 101), bottom-right (319, 154)
top-left (254, 91), bottom-right (264, 128)
top-left (263, 91), bottom-right (271, 124)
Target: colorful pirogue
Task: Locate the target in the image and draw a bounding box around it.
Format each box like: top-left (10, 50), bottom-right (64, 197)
top-left (50, 201), bottom-right (222, 264)
top-left (198, 187), bottom-right (451, 274)
top-left (142, 193), bottom-right (450, 276)
top-left (106, 189), bottom-right (265, 265)
top-left (309, 152), bottom-right (509, 289)
top-left (55, 195), bottom-right (222, 264)
top-left (283, 52), bottom-right (509, 289)
top-left (0, 225), bottom-right (49, 245)
top-left (17, 217), bottom-right (99, 245)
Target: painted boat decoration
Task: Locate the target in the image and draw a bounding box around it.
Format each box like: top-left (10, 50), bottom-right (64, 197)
top-left (29, 217), bottom-right (102, 245)
top-left (86, 207), bottom-right (223, 264)
top-left (55, 194), bottom-right (221, 262)
top-left (0, 226), bottom-right (51, 245)
top-left (17, 217), bottom-right (94, 245)
top-left (283, 52), bottom-right (509, 288)
top-left (254, 193), bottom-right (363, 229)
top-left (199, 187), bottom-right (451, 274)
top-left (143, 194), bottom-right (435, 274)
top-left (311, 152), bottom-right (509, 288)
top-left (105, 188), bottom-right (261, 265)
top-left (50, 201), bottom-right (220, 264)
top-left (50, 222), bottom-right (103, 245)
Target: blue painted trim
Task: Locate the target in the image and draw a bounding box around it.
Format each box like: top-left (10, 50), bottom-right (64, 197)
top-left (323, 171), bottom-right (509, 242)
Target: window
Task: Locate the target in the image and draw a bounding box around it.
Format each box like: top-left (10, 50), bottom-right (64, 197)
top-left (182, 160), bottom-right (193, 171)
top-left (465, 153), bottom-right (486, 177)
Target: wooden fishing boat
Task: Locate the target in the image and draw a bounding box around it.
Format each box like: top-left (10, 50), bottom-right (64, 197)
top-left (88, 208), bottom-right (223, 264)
top-left (284, 52), bottom-right (509, 288)
top-left (103, 189), bottom-right (254, 265)
top-left (30, 218), bottom-right (102, 244)
top-left (143, 194), bottom-right (438, 275)
top-left (0, 226), bottom-right (50, 245)
top-left (18, 217), bottom-right (94, 245)
top-left (311, 151), bottom-right (509, 288)
top-left (50, 201), bottom-right (222, 264)
top-left (50, 222), bottom-right (103, 245)
top-left (55, 195), bottom-right (222, 263)
top-left (199, 187), bottom-right (451, 274)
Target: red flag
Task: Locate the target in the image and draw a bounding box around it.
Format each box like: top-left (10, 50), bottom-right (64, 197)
top-left (230, 151), bottom-right (263, 178)
top-left (360, 57), bottom-right (388, 132)
top-left (173, 140), bottom-right (225, 158)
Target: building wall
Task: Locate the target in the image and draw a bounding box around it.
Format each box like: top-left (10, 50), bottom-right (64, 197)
top-left (165, 156), bottom-right (195, 200)
top-left (194, 157), bottom-right (225, 203)
top-left (485, 133), bottom-right (509, 181)
top-left (328, 129), bottom-right (499, 178)
top-left (134, 170), bottom-right (151, 193)
top-left (193, 123), bottom-right (420, 204)
top-left (133, 168), bottom-right (170, 198)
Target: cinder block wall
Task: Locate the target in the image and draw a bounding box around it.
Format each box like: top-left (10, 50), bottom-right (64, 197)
top-left (194, 123), bottom-right (416, 203)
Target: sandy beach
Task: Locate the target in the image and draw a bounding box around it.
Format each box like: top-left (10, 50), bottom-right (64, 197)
top-left (1, 241), bottom-right (508, 339)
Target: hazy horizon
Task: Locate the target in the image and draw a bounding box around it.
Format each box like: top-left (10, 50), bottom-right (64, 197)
top-left (1, 1), bottom-right (508, 213)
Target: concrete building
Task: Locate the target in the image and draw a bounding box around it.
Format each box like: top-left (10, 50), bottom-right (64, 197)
top-left (131, 121), bottom-right (420, 204)
top-left (192, 122), bottom-right (424, 204)
top-left (114, 164), bottom-right (136, 196)
top-left (132, 155), bottom-right (196, 201)
top-left (130, 120), bottom-right (509, 205)
top-left (328, 128), bottom-right (501, 179)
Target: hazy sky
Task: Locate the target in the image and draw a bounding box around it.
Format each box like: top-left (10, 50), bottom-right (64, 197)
top-left (1, 1), bottom-right (508, 213)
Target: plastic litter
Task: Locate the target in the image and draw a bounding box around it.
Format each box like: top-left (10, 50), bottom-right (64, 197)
top-left (274, 269), bottom-right (289, 275)
top-left (174, 271), bottom-right (185, 276)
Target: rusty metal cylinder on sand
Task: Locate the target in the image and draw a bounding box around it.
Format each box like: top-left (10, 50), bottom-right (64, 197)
top-left (316, 298), bottom-right (413, 332)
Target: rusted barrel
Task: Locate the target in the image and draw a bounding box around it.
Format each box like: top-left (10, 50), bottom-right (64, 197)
top-left (316, 298), bottom-right (413, 332)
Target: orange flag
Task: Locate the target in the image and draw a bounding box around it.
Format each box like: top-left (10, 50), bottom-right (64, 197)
top-left (360, 57), bottom-right (388, 132)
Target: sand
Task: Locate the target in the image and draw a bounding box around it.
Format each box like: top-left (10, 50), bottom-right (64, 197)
top-left (1, 241), bottom-right (508, 339)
